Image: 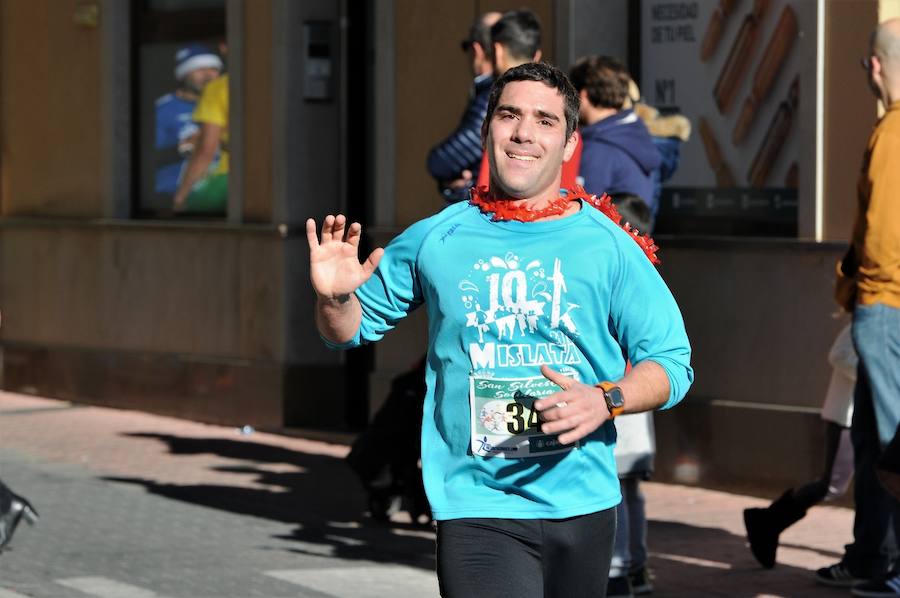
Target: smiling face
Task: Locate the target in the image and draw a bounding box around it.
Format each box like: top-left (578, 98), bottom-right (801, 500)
top-left (485, 80), bottom-right (577, 204)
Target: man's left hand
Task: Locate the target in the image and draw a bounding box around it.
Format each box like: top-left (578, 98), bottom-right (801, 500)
top-left (533, 365), bottom-right (612, 445)
top-left (446, 169), bottom-right (474, 190)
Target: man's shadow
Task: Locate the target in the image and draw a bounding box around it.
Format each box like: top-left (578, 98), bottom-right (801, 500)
top-left (103, 432), bottom-right (435, 570)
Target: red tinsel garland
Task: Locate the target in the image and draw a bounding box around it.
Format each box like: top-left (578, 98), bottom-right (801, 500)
top-left (469, 185), bottom-right (660, 265)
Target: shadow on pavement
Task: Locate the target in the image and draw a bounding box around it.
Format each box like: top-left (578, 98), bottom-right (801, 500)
top-left (647, 520), bottom-right (848, 597)
top-left (103, 432), bottom-right (436, 570)
top-left (101, 432), bottom-right (848, 595)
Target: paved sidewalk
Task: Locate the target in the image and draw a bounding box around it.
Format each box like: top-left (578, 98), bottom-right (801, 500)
top-left (0, 391), bottom-right (853, 597)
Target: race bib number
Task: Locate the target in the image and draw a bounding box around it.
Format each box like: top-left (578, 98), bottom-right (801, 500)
top-left (469, 375), bottom-right (576, 458)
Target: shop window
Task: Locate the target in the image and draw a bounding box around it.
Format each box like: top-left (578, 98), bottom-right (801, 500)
top-left (638, 0), bottom-right (812, 237)
top-left (133, 0), bottom-right (228, 219)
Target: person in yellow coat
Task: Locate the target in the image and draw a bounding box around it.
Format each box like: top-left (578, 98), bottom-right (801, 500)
top-left (818, 18), bottom-right (900, 595)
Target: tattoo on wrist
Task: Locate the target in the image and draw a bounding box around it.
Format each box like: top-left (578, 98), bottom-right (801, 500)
top-left (319, 293), bottom-right (352, 307)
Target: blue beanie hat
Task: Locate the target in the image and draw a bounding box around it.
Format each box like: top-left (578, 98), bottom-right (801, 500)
top-left (174, 44), bottom-right (223, 81)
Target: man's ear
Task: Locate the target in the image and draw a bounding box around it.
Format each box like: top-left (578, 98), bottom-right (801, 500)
top-left (563, 130), bottom-right (579, 162)
top-left (533, 49), bottom-right (542, 62)
top-left (492, 42), bottom-right (505, 71)
top-left (473, 42), bottom-right (488, 62)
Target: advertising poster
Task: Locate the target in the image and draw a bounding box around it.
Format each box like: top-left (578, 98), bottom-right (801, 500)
top-left (641, 0), bottom-right (817, 235)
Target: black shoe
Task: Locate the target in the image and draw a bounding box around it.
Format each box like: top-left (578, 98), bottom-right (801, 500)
top-left (743, 507), bottom-right (777, 568)
top-left (743, 490), bottom-right (808, 568)
top-left (0, 492), bottom-right (38, 550)
top-left (607, 576), bottom-right (634, 598)
top-left (815, 563), bottom-right (866, 587)
top-left (628, 567), bottom-right (653, 595)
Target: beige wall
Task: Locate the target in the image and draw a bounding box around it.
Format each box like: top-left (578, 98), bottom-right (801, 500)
top-left (0, 0), bottom-right (103, 217)
top-left (822, 0), bottom-right (879, 241)
top-left (660, 241), bottom-right (846, 410)
top-left (0, 224), bottom-right (284, 361)
top-left (392, 1), bottom-right (555, 226)
top-left (653, 240), bottom-right (848, 489)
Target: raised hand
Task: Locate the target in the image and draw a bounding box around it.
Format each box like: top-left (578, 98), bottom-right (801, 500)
top-left (306, 215), bottom-right (384, 301)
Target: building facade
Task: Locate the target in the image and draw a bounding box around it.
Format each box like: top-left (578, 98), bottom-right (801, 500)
top-left (0, 0), bottom-right (895, 492)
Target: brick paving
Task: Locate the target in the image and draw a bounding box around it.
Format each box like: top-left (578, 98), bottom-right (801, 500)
top-left (0, 391), bottom-right (855, 597)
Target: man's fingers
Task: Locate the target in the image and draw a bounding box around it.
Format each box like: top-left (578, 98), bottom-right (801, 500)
top-left (362, 247), bottom-right (385, 277)
top-left (559, 417), bottom-right (598, 445)
top-left (541, 410), bottom-right (585, 435)
top-left (535, 393), bottom-right (566, 417)
top-left (540, 365), bottom-right (572, 390)
top-left (332, 214), bottom-right (347, 241)
top-left (320, 214), bottom-right (335, 242)
top-left (346, 222), bottom-right (363, 247)
top-left (306, 218), bottom-right (320, 249)
top-left (534, 388), bottom-right (570, 412)
top-left (558, 424), bottom-right (590, 446)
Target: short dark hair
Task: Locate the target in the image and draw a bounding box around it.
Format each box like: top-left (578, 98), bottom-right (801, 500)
top-left (481, 62), bottom-right (580, 141)
top-left (462, 14), bottom-right (494, 59)
top-left (491, 9), bottom-right (541, 62)
top-left (568, 55), bottom-right (630, 110)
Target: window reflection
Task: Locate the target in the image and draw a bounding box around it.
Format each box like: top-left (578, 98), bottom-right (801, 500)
top-left (135, 0), bottom-right (226, 218)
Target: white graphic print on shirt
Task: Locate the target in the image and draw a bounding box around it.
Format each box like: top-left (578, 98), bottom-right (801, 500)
top-left (459, 252), bottom-right (583, 373)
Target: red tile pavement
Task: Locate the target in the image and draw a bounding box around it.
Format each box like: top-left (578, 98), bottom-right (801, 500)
top-left (0, 391), bottom-right (855, 597)
top-left (0, 391), bottom-right (349, 488)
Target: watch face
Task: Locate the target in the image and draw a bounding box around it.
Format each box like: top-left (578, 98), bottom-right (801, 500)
top-left (606, 387), bottom-right (625, 409)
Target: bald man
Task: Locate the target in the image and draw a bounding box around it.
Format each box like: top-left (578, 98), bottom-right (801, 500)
top-left (819, 19), bottom-right (900, 596)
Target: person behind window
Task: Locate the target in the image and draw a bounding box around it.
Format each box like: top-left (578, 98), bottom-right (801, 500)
top-left (154, 44), bottom-right (222, 204)
top-left (173, 47), bottom-right (229, 214)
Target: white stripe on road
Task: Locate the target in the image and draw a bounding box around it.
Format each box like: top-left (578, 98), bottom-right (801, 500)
top-left (0, 589), bottom-right (35, 598)
top-left (650, 551), bottom-right (732, 570)
top-left (56, 577), bottom-right (163, 598)
top-left (266, 566), bottom-right (439, 598)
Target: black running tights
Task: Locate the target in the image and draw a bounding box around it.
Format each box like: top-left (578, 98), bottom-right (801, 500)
top-left (436, 508), bottom-right (616, 598)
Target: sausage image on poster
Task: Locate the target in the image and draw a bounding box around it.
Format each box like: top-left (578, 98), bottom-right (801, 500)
top-left (641, 0), bottom-right (816, 235)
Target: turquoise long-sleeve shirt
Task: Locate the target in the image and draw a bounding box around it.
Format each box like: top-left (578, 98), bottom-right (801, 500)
top-left (332, 199), bottom-right (693, 520)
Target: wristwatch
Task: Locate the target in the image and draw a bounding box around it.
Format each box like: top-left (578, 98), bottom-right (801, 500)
top-left (596, 381), bottom-right (625, 418)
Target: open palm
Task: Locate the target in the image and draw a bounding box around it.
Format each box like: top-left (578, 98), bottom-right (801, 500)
top-left (306, 215), bottom-right (383, 299)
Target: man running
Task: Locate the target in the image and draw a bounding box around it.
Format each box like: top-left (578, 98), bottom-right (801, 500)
top-left (307, 62), bottom-right (693, 598)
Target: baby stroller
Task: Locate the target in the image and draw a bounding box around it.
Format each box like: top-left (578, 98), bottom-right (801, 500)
top-left (346, 357), bottom-right (431, 524)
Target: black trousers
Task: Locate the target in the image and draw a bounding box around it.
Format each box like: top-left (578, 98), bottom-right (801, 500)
top-left (436, 508), bottom-right (616, 598)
